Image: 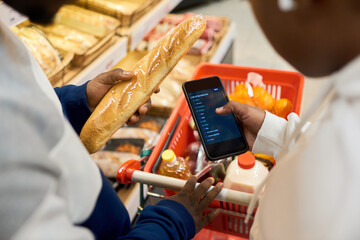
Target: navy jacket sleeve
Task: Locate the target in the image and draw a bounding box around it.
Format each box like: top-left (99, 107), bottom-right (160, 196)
top-left (54, 82), bottom-right (92, 134)
top-left (120, 200), bottom-right (196, 240)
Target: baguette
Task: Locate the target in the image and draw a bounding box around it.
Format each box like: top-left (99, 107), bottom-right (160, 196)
top-left (80, 15), bottom-right (206, 153)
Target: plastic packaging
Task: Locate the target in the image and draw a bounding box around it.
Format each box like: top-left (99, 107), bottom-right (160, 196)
top-left (54, 5), bottom-right (120, 38)
top-left (40, 24), bottom-right (98, 55)
top-left (159, 149), bottom-right (191, 180)
top-left (13, 25), bottom-right (62, 76)
top-left (223, 152), bottom-right (268, 194)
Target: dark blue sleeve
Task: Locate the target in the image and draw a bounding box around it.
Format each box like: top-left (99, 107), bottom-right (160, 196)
top-left (79, 170), bottom-right (132, 240)
top-left (54, 82), bottom-right (92, 135)
top-left (119, 200), bottom-right (196, 240)
top-left (80, 170), bottom-right (196, 240)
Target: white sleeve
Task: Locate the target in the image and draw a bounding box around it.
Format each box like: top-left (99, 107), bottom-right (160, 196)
top-left (0, 93), bottom-right (94, 240)
top-left (252, 111), bottom-right (302, 159)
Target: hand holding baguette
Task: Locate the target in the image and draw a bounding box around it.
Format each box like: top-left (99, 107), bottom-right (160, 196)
top-left (80, 15), bottom-right (206, 153)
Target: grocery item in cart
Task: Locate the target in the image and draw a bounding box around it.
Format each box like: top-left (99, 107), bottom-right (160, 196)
top-left (54, 5), bottom-right (120, 38)
top-left (159, 149), bottom-right (191, 180)
top-left (223, 152), bottom-right (268, 194)
top-left (273, 98), bottom-right (293, 118)
top-left (229, 72), bottom-right (294, 118)
top-left (80, 15), bottom-right (206, 154)
top-left (39, 24), bottom-right (99, 55)
top-left (12, 25), bottom-right (62, 76)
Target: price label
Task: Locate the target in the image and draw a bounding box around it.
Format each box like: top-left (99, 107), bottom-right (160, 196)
top-left (0, 3), bottom-right (27, 27)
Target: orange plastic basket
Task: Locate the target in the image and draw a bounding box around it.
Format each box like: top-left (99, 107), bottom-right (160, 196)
top-left (144, 63), bottom-right (304, 238)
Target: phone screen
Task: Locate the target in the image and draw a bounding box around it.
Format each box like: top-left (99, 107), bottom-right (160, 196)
top-left (183, 76), bottom-right (248, 160)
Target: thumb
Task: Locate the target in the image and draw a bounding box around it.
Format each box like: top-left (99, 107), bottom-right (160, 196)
top-left (98, 68), bottom-right (134, 85)
top-left (215, 101), bottom-right (246, 116)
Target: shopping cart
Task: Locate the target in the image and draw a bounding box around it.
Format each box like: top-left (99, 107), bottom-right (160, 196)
top-left (117, 63), bottom-right (305, 239)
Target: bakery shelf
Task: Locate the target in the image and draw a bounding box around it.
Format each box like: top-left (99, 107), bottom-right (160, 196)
top-left (59, 36), bottom-right (128, 87)
top-left (117, 0), bottom-right (182, 51)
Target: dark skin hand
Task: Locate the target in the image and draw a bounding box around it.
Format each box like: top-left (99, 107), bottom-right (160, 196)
top-left (167, 176), bottom-right (223, 233)
top-left (216, 101), bottom-right (266, 150)
top-left (86, 68), bottom-right (160, 126)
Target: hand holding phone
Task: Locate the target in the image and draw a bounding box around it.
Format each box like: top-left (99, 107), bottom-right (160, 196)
top-left (215, 101), bottom-right (266, 151)
top-left (183, 76), bottom-right (249, 160)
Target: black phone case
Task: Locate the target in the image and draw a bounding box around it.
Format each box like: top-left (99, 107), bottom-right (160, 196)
top-left (182, 77), bottom-right (249, 160)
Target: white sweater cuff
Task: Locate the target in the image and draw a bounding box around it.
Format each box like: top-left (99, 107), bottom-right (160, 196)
top-left (252, 111), bottom-right (288, 158)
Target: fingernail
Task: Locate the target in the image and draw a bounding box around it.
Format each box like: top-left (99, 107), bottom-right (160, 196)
top-left (216, 182), bottom-right (223, 190)
top-left (123, 71), bottom-right (132, 77)
top-left (216, 107), bottom-right (223, 111)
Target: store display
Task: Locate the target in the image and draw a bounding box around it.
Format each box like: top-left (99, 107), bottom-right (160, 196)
top-left (138, 13), bottom-right (226, 57)
top-left (39, 24), bottom-right (98, 55)
top-left (159, 149), bottom-right (191, 180)
top-left (223, 152), bottom-right (269, 194)
top-left (75, 0), bottom-right (159, 27)
top-left (80, 15), bottom-right (207, 154)
top-left (150, 56), bottom-right (197, 116)
top-left (54, 5), bottom-right (120, 38)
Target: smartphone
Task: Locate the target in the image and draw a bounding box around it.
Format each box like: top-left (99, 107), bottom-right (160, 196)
top-left (183, 76), bottom-right (249, 160)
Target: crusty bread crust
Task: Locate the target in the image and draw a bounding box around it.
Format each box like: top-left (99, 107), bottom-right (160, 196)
top-left (80, 15), bottom-right (206, 153)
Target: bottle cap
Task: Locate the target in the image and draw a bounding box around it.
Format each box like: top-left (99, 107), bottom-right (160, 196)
top-left (238, 152), bottom-right (255, 169)
top-left (162, 149), bottom-right (176, 163)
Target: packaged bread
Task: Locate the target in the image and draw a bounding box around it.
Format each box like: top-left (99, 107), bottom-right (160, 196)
top-left (39, 24), bottom-right (98, 55)
top-left (76, 0), bottom-right (147, 17)
top-left (54, 5), bottom-right (120, 38)
top-left (13, 26), bottom-right (62, 76)
top-left (80, 15), bottom-right (206, 153)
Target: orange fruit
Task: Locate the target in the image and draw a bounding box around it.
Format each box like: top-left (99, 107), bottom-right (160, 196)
top-left (253, 92), bottom-right (275, 111)
top-left (273, 98), bottom-right (293, 118)
top-left (233, 84), bottom-right (249, 99)
top-left (252, 86), bottom-right (267, 99)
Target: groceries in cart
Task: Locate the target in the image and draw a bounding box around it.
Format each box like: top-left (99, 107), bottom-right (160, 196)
top-left (157, 116), bottom-right (271, 193)
top-left (223, 152), bottom-right (268, 194)
top-left (229, 72), bottom-right (294, 119)
top-left (159, 149), bottom-right (192, 180)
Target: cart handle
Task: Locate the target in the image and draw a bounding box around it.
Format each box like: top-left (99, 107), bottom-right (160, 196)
top-left (117, 160), bottom-right (259, 207)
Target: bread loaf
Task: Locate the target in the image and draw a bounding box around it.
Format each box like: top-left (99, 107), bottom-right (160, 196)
top-left (80, 15), bottom-right (206, 153)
